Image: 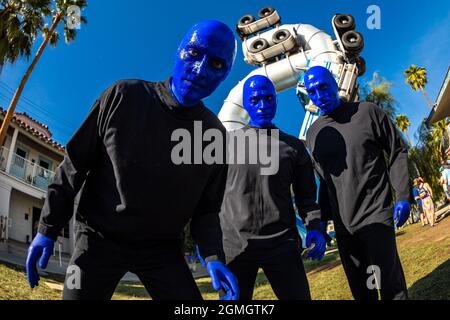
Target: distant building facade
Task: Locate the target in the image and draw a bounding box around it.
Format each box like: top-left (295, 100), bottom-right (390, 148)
top-left (0, 108), bottom-right (74, 254)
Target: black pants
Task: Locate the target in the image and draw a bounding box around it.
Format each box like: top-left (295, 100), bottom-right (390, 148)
top-left (62, 233), bottom-right (202, 300)
top-left (225, 239), bottom-right (311, 300)
top-left (336, 223), bottom-right (408, 300)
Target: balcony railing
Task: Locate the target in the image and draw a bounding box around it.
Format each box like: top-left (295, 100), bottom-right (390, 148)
top-left (0, 147), bottom-right (56, 191)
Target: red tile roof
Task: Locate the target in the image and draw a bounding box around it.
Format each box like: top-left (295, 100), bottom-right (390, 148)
top-left (0, 107), bottom-right (66, 152)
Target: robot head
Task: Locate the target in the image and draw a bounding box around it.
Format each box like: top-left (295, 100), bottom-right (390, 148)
top-left (243, 75), bottom-right (277, 128)
top-left (304, 66), bottom-right (342, 115)
top-left (171, 20), bottom-right (237, 107)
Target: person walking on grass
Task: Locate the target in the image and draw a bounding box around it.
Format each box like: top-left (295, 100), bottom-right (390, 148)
top-left (415, 177), bottom-right (436, 227)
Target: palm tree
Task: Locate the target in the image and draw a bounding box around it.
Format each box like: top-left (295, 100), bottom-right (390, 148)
top-left (363, 72), bottom-right (397, 120)
top-left (395, 114), bottom-right (412, 146)
top-left (404, 65), bottom-right (434, 110)
top-left (0, 0), bottom-right (87, 147)
top-left (0, 0), bottom-right (52, 70)
top-left (430, 119), bottom-right (450, 162)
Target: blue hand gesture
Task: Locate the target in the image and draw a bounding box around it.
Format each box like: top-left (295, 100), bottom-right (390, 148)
top-left (305, 230), bottom-right (326, 261)
top-left (207, 261), bottom-right (240, 300)
top-left (25, 233), bottom-right (55, 288)
top-left (394, 201), bottom-right (410, 228)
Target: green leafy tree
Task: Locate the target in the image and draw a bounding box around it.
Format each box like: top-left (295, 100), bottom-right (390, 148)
top-left (0, 0), bottom-right (88, 147)
top-left (409, 119), bottom-right (444, 202)
top-left (362, 72), bottom-right (397, 120)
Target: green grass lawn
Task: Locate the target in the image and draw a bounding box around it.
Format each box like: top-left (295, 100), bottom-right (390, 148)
top-left (1, 214), bottom-right (449, 300)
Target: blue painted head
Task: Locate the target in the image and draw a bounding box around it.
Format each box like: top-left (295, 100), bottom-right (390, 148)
top-left (171, 20), bottom-right (237, 107)
top-left (304, 66), bottom-right (342, 115)
top-left (243, 75), bottom-right (277, 128)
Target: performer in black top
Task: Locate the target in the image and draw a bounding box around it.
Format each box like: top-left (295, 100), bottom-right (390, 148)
top-left (219, 75), bottom-right (326, 300)
top-left (25, 20), bottom-right (239, 300)
top-left (304, 66), bottom-right (411, 300)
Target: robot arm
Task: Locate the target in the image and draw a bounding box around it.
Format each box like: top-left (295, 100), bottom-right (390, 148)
top-left (219, 8), bottom-right (365, 134)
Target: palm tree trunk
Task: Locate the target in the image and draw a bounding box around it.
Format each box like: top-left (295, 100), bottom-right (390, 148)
top-left (0, 3), bottom-right (14, 17)
top-left (405, 131), bottom-right (413, 147)
top-left (421, 88), bottom-right (434, 110)
top-left (413, 160), bottom-right (420, 177)
top-left (447, 125), bottom-right (450, 156)
top-left (0, 12), bottom-right (63, 147)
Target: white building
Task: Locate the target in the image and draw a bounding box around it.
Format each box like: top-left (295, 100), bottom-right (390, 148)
top-left (0, 107), bottom-right (74, 254)
top-left (427, 66), bottom-right (450, 124)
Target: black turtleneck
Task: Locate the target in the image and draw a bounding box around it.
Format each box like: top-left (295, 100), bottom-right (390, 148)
top-left (306, 101), bottom-right (410, 235)
top-left (39, 79), bottom-right (227, 261)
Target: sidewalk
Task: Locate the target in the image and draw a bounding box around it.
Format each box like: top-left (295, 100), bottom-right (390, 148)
top-left (0, 240), bottom-right (208, 282)
top-left (0, 240), bottom-right (69, 276)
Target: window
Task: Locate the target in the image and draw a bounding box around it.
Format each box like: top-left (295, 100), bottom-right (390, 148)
top-left (14, 147), bottom-right (27, 167)
top-left (38, 156), bottom-right (52, 178)
top-left (16, 147), bottom-right (27, 159)
top-left (39, 158), bottom-right (50, 170)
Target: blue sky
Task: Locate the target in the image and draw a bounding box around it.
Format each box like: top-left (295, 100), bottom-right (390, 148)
top-left (0, 0), bottom-right (449, 145)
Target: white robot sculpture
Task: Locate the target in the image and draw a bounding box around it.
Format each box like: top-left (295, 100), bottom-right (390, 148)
top-left (218, 7), bottom-right (366, 140)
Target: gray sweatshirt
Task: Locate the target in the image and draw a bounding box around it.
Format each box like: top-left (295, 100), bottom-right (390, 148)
top-left (220, 126), bottom-right (322, 260)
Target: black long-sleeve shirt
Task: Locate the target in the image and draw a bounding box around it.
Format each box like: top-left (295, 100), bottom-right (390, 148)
top-left (38, 79), bottom-right (227, 260)
top-left (306, 101), bottom-right (410, 235)
top-left (219, 126), bottom-right (322, 259)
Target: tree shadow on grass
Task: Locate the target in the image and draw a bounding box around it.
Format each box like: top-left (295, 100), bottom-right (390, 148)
top-left (436, 210), bottom-right (450, 223)
top-left (408, 259), bottom-right (450, 300)
top-left (396, 231), bottom-right (406, 237)
top-left (305, 252), bottom-right (341, 275)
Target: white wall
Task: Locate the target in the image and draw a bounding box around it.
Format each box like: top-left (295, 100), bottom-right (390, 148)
top-left (0, 178), bottom-right (12, 218)
top-left (8, 189), bottom-right (43, 244)
top-left (8, 189), bottom-right (73, 253)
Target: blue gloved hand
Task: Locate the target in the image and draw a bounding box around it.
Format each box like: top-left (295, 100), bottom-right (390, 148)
top-left (305, 230), bottom-right (326, 261)
top-left (26, 233), bottom-right (54, 289)
top-left (207, 261), bottom-right (240, 300)
top-left (394, 201), bottom-right (411, 228)
top-left (196, 246), bottom-right (239, 300)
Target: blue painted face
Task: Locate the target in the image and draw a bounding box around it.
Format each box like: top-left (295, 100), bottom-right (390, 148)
top-left (171, 20), bottom-right (237, 107)
top-left (304, 66), bottom-right (342, 115)
top-left (243, 75), bottom-right (277, 128)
